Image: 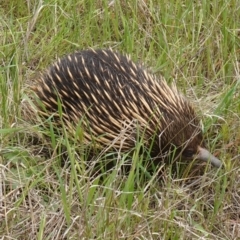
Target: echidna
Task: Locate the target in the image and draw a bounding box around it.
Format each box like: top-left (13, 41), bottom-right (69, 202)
top-left (32, 49), bottom-right (222, 168)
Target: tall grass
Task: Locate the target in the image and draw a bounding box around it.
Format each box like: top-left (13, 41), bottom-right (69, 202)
top-left (0, 0), bottom-right (239, 239)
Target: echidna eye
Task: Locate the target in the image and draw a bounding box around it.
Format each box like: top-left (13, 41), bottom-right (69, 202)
top-left (182, 149), bottom-right (195, 159)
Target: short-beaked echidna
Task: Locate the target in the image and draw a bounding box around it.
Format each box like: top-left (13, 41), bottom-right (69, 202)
top-left (33, 49), bottom-right (222, 168)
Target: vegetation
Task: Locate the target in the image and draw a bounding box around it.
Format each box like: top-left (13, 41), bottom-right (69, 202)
top-left (0, 0), bottom-right (239, 239)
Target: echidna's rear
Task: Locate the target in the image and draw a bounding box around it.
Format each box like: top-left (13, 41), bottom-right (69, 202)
top-left (33, 49), bottom-right (221, 168)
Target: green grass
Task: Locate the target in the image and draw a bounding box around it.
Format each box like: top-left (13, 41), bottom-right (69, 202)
top-left (0, 0), bottom-right (240, 239)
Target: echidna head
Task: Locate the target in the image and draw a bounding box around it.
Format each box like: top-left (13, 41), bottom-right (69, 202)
top-left (163, 115), bottom-right (222, 168)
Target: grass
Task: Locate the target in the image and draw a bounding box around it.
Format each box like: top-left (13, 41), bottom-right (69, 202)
top-left (0, 0), bottom-right (240, 239)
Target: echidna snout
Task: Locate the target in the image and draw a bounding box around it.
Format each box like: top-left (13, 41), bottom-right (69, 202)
top-left (196, 147), bottom-right (222, 168)
top-left (33, 49), bottom-right (222, 168)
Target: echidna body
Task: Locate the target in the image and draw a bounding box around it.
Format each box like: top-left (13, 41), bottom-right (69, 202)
top-left (33, 49), bottom-right (221, 168)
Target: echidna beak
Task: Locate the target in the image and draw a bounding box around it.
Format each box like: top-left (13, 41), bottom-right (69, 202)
top-left (196, 146), bottom-right (222, 168)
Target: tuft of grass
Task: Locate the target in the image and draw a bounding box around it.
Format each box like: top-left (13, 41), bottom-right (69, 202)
top-left (0, 0), bottom-right (240, 239)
